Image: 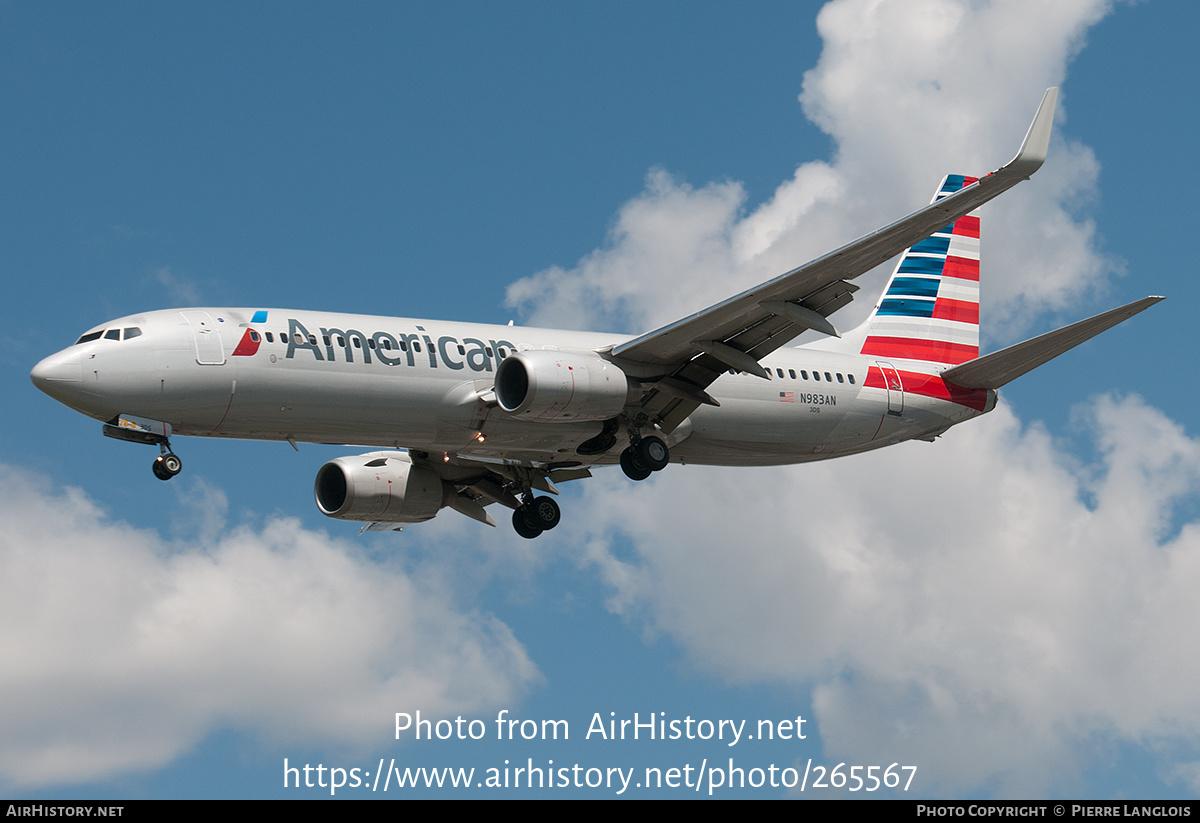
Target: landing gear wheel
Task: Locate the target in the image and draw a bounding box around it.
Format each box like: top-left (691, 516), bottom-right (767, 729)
top-left (636, 436), bottom-right (669, 471)
top-left (161, 453), bottom-right (182, 475)
top-left (512, 496), bottom-right (561, 538)
top-left (620, 447), bottom-right (652, 481)
top-left (512, 507), bottom-right (543, 539)
top-left (153, 453), bottom-right (182, 481)
top-left (527, 496), bottom-right (561, 531)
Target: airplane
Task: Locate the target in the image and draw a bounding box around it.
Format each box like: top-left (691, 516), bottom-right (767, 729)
top-left (30, 88), bottom-right (1163, 538)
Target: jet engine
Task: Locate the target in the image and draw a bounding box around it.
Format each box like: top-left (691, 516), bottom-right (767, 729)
top-left (315, 451), bottom-right (447, 523)
top-left (493, 350), bottom-right (635, 422)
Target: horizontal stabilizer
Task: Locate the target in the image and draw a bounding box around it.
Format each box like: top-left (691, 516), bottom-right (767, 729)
top-left (941, 296), bottom-right (1163, 389)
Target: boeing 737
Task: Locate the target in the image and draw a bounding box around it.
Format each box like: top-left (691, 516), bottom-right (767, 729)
top-left (30, 89), bottom-right (1163, 538)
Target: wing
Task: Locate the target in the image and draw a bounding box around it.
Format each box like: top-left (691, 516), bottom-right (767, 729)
top-left (606, 88), bottom-right (1059, 432)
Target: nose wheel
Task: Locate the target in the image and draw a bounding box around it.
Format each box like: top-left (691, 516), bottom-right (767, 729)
top-left (152, 451), bottom-right (183, 481)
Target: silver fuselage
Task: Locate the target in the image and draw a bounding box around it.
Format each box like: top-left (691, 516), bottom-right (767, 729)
top-left (31, 307), bottom-right (993, 469)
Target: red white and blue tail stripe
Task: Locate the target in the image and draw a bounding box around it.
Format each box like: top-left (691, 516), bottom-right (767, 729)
top-left (860, 174), bottom-right (981, 365)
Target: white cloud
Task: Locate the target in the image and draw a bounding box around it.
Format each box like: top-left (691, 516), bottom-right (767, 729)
top-left (506, 170), bottom-right (748, 335)
top-left (563, 396), bottom-right (1200, 795)
top-left (503, 0), bottom-right (1194, 796)
top-left (507, 0), bottom-right (1121, 343)
top-left (151, 267), bottom-right (202, 306)
top-left (0, 466), bottom-right (537, 789)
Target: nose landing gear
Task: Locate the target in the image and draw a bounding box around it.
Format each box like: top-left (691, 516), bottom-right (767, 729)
top-left (101, 415), bottom-right (183, 482)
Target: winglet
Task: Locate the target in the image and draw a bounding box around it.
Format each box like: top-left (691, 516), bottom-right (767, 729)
top-left (999, 87), bottom-right (1058, 180)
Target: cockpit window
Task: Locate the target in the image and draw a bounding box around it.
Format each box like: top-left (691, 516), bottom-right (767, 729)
top-left (75, 327), bottom-right (143, 345)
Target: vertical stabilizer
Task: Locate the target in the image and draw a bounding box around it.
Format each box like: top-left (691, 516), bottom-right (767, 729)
top-left (858, 175), bottom-right (982, 365)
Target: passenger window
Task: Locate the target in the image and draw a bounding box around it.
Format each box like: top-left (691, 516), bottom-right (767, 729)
top-left (353, 338), bottom-right (361, 348)
top-left (801, 370), bottom-right (808, 380)
top-left (104, 329), bottom-right (120, 341)
top-left (400, 341), bottom-right (408, 352)
top-left (825, 372), bottom-right (832, 382)
top-left (836, 373), bottom-right (844, 383)
top-left (813, 372), bottom-right (820, 381)
top-left (123, 327), bottom-right (142, 340)
top-left (265, 332), bottom-right (274, 343)
top-left (776, 368), bottom-right (784, 378)
top-left (336, 335), bottom-right (345, 346)
top-left (294, 333), bottom-right (304, 344)
top-left (322, 335), bottom-right (331, 347)
top-left (308, 335), bottom-right (317, 346)
top-left (848, 374), bottom-right (856, 385)
top-left (788, 369), bottom-right (796, 379)
top-left (457, 345), bottom-right (465, 355)
top-left (414, 342), bottom-right (422, 352)
top-left (249, 330), bottom-right (260, 343)
top-left (368, 338), bottom-right (376, 349)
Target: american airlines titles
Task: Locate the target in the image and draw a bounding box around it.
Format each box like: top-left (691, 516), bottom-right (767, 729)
top-left (284, 318), bottom-right (515, 373)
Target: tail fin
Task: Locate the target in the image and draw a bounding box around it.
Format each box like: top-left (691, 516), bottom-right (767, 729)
top-left (858, 174), bottom-right (981, 365)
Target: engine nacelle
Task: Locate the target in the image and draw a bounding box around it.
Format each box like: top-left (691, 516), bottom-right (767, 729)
top-left (494, 350), bottom-right (634, 422)
top-left (314, 451), bottom-right (448, 523)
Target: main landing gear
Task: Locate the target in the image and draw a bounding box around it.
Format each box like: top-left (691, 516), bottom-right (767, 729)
top-left (620, 435), bottom-right (669, 481)
top-left (151, 445), bottom-right (182, 481)
top-left (512, 495), bottom-right (561, 539)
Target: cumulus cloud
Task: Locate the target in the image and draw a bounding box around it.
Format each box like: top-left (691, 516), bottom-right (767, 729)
top-left (508, 0), bottom-right (1120, 343)
top-left (506, 170), bottom-right (749, 335)
top-left (564, 396), bottom-right (1200, 795)
top-left (0, 466), bottom-right (537, 789)
top-left (503, 0), bottom-right (1191, 797)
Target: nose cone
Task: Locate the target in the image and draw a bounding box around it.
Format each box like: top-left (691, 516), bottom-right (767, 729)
top-left (31, 348), bottom-right (84, 404)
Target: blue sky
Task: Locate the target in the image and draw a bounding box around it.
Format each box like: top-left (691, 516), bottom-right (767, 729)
top-left (3, 0), bottom-right (1200, 799)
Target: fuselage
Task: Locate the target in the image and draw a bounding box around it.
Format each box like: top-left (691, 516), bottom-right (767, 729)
top-left (30, 307), bottom-right (995, 469)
